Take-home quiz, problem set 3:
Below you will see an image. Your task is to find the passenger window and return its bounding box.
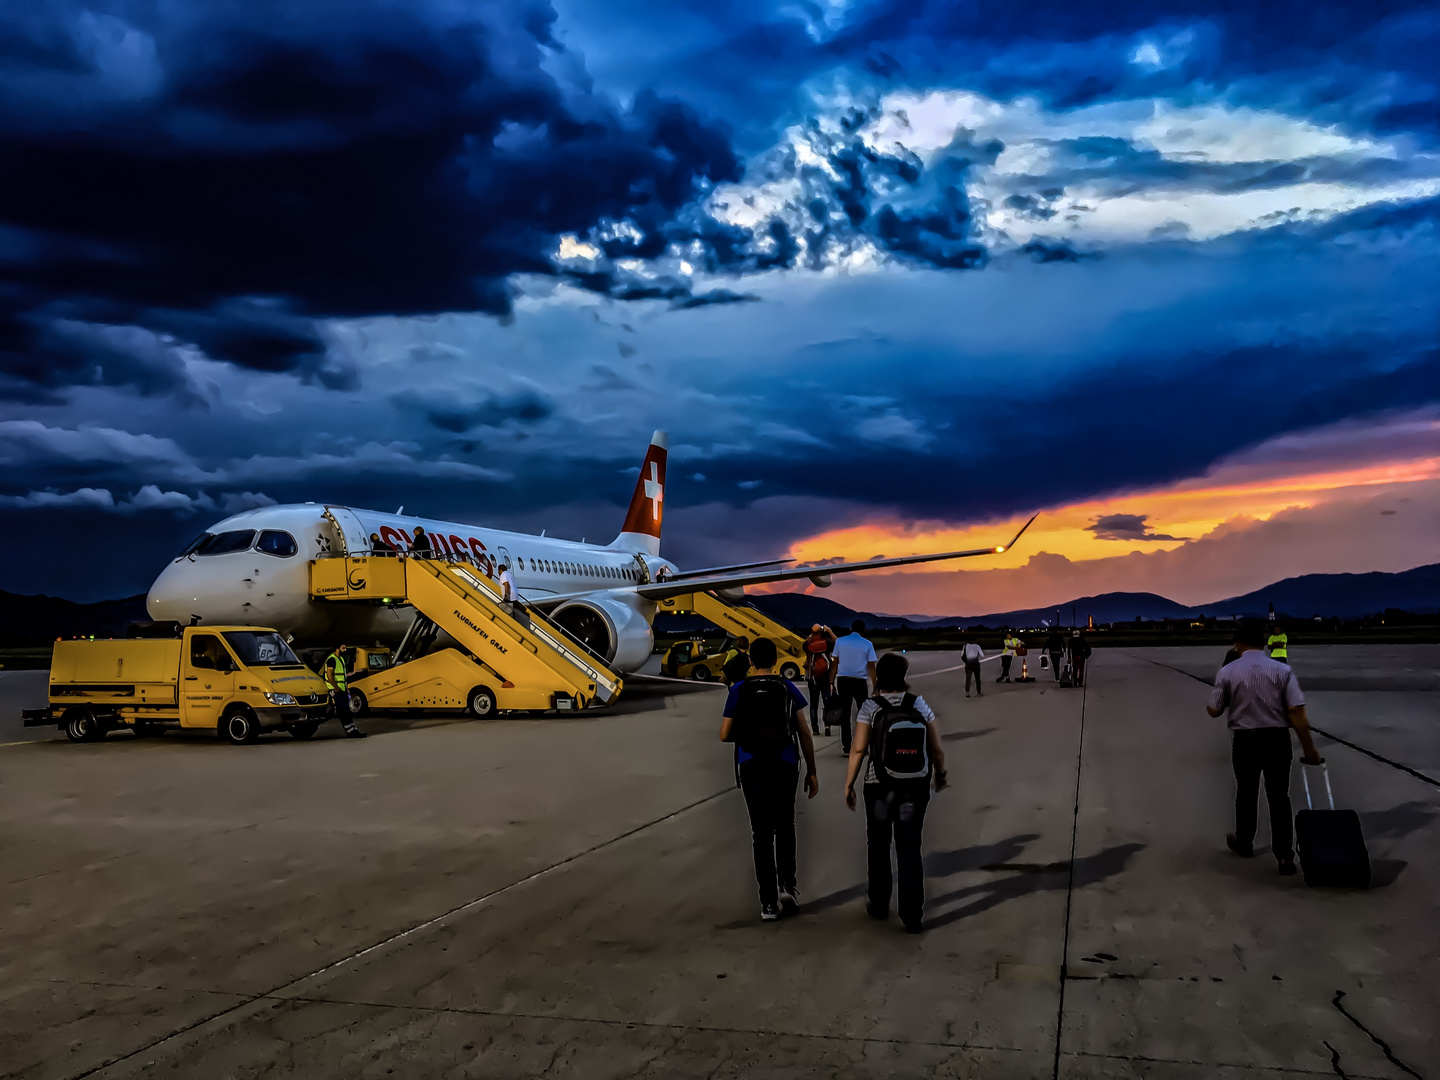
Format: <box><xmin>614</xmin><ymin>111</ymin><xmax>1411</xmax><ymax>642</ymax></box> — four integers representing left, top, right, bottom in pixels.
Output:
<box><xmin>256</xmin><ymin>530</ymin><xmax>298</xmax><ymax>557</ymax></box>
<box><xmin>194</xmin><ymin>530</ymin><xmax>257</xmax><ymax>556</ymax></box>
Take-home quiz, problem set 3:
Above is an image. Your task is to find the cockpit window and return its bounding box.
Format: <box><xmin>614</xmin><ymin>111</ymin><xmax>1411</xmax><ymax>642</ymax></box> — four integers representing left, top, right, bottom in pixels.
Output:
<box><xmin>222</xmin><ymin>631</ymin><xmax>302</xmax><ymax>667</ymax></box>
<box><xmin>256</xmin><ymin>530</ymin><xmax>298</xmax><ymax>557</ymax></box>
<box><xmin>177</xmin><ymin>534</ymin><xmax>207</xmax><ymax>558</ymax></box>
<box><xmin>194</xmin><ymin>530</ymin><xmax>257</xmax><ymax>556</ymax></box>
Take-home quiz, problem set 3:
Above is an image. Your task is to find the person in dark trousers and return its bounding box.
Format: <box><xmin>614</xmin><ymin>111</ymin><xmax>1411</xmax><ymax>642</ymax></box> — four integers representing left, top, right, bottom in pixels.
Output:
<box><xmin>323</xmin><ymin>645</ymin><xmax>366</xmax><ymax>738</ymax></box>
<box><xmin>1206</xmin><ymin>621</ymin><xmax>1323</xmax><ymax>875</ymax></box>
<box><xmin>369</xmin><ymin>532</ymin><xmax>397</xmax><ymax>555</ymax></box>
<box><xmin>961</xmin><ymin>635</ymin><xmax>984</xmax><ymax>697</ymax></box>
<box><xmin>803</xmin><ymin>624</ymin><xmax>835</xmax><ymax>736</ymax></box>
<box><xmin>719</xmin><ymin>638</ymin><xmax>819</xmax><ymax>921</ymax></box>
<box><xmin>844</xmin><ymin>653</ymin><xmax>947</xmax><ymax>933</ymax></box>
<box><xmin>1067</xmin><ymin>631</ymin><xmax>1092</xmax><ymax>687</ymax></box>
<box><xmin>722</xmin><ymin>636</ymin><xmax>751</xmax><ymax>686</ymax></box>
<box><xmin>832</xmin><ymin>620</ymin><xmax>877</xmax><ymax>754</ymax></box>
<box><xmin>996</xmin><ymin>630</ymin><xmax>1020</xmax><ymax>682</ymax></box>
<box><xmin>1045</xmin><ymin>629</ymin><xmax>1065</xmax><ymax>681</ymax></box>
<box><xmin>410</xmin><ymin>526</ymin><xmax>433</xmax><ymax>558</ymax></box>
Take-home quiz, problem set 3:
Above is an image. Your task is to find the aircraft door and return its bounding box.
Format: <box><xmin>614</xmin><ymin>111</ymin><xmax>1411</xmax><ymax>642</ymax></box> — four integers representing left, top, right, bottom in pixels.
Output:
<box><xmin>322</xmin><ymin>506</ymin><xmax>370</xmax><ymax>557</ymax></box>
<box><xmin>182</xmin><ymin>633</ymin><xmax>238</xmax><ymax>729</ymax></box>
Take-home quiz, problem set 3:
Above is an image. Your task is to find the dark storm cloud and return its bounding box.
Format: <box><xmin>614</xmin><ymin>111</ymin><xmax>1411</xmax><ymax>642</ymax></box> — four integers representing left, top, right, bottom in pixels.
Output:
<box><xmin>0</xmin><ymin>0</ymin><xmax>740</xmax><ymax>393</ymax></box>
<box><xmin>1086</xmin><ymin>514</ymin><xmax>1188</xmax><ymax>542</ymax></box>
<box><xmin>396</xmin><ymin>388</ymin><xmax>556</xmax><ymax>433</ymax></box>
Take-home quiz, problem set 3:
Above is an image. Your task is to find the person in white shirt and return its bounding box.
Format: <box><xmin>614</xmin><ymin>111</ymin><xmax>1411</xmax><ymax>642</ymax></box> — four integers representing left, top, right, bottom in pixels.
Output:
<box><xmin>1206</xmin><ymin>622</ymin><xmax>1323</xmax><ymax>876</ymax></box>
<box><xmin>844</xmin><ymin>652</ymin><xmax>947</xmax><ymax>932</ymax></box>
<box><xmin>961</xmin><ymin>635</ymin><xmax>984</xmax><ymax>698</ymax></box>
<box><xmin>831</xmin><ymin>619</ymin><xmax>878</xmax><ymax>754</ymax></box>
<box><xmin>497</xmin><ymin>560</ymin><xmax>515</xmax><ymax>610</ymax></box>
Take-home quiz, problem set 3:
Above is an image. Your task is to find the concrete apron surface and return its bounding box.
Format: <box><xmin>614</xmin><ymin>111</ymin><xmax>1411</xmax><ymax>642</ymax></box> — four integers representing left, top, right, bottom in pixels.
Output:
<box><xmin>0</xmin><ymin>647</ymin><xmax>1434</xmax><ymax>1079</ymax></box>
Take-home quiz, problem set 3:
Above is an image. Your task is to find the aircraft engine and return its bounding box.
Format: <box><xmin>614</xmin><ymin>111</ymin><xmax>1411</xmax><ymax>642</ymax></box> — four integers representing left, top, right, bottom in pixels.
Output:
<box><xmin>551</xmin><ymin>595</ymin><xmax>654</xmax><ymax>673</ymax></box>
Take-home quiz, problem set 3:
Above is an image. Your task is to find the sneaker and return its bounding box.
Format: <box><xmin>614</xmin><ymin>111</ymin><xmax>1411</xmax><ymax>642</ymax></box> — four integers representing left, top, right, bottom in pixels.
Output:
<box><xmin>779</xmin><ymin>885</ymin><xmax>799</xmax><ymax>909</ymax></box>
<box><xmin>865</xmin><ymin>903</ymin><xmax>888</xmax><ymax>921</ymax></box>
<box><xmin>345</xmin><ymin>729</ymin><xmax>368</xmax><ymax>739</ymax></box>
<box><xmin>1226</xmin><ymin>833</ymin><xmax>1254</xmax><ymax>858</ymax></box>
<box><xmin>965</xmin><ymin>692</ymin><xmax>970</xmax><ymax>698</ymax></box>
<box><xmin>760</xmin><ymin>903</ymin><xmax>781</xmax><ymax>921</ymax></box>
<box><xmin>824</xmin><ymin>727</ymin><xmax>832</xmax><ymax>736</ymax></box>
<box><xmin>1278</xmin><ymin>859</ymin><xmax>1298</xmax><ymax>876</ymax></box>
<box><xmin>902</xmin><ymin>918</ymin><xmax>924</xmax><ymax>934</ymax></box>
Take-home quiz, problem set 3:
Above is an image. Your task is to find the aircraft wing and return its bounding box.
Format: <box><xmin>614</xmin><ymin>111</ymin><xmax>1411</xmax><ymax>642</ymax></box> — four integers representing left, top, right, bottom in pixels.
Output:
<box><xmin>658</xmin><ymin>557</ymin><xmax>794</xmax><ymax>581</ymax></box>
<box><xmin>634</xmin><ymin>513</ymin><xmax>1038</xmax><ymax>601</ymax></box>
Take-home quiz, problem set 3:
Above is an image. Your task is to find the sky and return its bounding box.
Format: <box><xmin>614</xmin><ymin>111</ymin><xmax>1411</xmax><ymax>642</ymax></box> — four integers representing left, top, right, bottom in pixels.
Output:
<box><xmin>1</xmin><ymin>0</ymin><xmax>1438</xmax><ymax>608</ymax></box>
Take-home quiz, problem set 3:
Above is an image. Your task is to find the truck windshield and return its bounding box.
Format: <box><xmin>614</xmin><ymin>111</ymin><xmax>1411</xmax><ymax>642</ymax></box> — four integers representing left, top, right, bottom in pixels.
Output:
<box><xmin>222</xmin><ymin>631</ymin><xmax>302</xmax><ymax>668</ymax></box>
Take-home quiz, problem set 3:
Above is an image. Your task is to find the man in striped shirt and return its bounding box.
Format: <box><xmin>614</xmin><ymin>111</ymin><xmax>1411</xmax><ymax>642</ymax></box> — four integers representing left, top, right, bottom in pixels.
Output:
<box><xmin>1206</xmin><ymin>622</ymin><xmax>1323</xmax><ymax>876</ymax></box>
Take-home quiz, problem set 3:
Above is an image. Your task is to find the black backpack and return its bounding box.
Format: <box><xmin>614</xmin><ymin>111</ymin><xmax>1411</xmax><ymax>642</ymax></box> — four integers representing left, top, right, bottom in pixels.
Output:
<box><xmin>727</xmin><ymin>675</ymin><xmax>796</xmax><ymax>751</ymax></box>
<box><xmin>869</xmin><ymin>693</ymin><xmax>930</xmax><ymax>785</ymax></box>
<box><xmin>722</xmin><ymin>649</ymin><xmax>751</xmax><ymax>684</ymax></box>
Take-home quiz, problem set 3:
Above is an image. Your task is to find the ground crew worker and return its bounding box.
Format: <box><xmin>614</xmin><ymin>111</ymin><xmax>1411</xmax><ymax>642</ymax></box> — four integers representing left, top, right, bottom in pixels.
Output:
<box><xmin>1267</xmin><ymin>624</ymin><xmax>1289</xmax><ymax>665</ymax></box>
<box><xmin>997</xmin><ymin>630</ymin><xmax>1020</xmax><ymax>683</ymax></box>
<box><xmin>1206</xmin><ymin>621</ymin><xmax>1323</xmax><ymax>876</ymax></box>
<box><xmin>323</xmin><ymin>646</ymin><xmax>366</xmax><ymax>738</ymax></box>
<box><xmin>719</xmin><ymin>637</ymin><xmax>819</xmax><ymax>921</ymax></box>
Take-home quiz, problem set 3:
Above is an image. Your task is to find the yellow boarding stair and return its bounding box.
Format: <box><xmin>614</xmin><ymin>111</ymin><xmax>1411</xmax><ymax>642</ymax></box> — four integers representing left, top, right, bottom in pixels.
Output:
<box><xmin>311</xmin><ymin>555</ymin><xmax>622</xmax><ymax>714</ymax></box>
<box><xmin>656</xmin><ymin>590</ymin><xmax>807</xmax><ymax>679</ymax></box>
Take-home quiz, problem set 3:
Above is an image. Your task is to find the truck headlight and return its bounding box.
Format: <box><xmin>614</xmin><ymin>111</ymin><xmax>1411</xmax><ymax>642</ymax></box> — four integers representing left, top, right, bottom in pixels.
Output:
<box><xmin>264</xmin><ymin>692</ymin><xmax>298</xmax><ymax>706</ymax></box>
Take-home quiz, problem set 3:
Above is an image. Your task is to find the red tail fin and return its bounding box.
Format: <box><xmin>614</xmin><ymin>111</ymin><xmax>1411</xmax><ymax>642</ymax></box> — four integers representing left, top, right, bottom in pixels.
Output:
<box><xmin>614</xmin><ymin>431</ymin><xmax>667</xmax><ymax>555</ymax></box>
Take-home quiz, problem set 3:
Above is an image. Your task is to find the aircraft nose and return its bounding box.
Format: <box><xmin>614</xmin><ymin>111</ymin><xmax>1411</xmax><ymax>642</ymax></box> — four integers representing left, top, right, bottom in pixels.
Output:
<box><xmin>147</xmin><ymin>560</ymin><xmax>201</xmax><ymax>623</ymax></box>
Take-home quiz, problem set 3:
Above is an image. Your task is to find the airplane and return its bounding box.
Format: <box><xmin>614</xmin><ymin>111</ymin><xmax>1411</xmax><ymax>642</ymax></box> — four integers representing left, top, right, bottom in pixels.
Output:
<box><xmin>147</xmin><ymin>431</ymin><xmax>1037</xmax><ymax>673</ymax></box>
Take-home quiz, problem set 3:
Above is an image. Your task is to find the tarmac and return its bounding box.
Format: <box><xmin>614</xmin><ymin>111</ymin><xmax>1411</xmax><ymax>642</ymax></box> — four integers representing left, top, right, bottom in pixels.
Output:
<box><xmin>0</xmin><ymin>645</ymin><xmax>1435</xmax><ymax>1079</ymax></box>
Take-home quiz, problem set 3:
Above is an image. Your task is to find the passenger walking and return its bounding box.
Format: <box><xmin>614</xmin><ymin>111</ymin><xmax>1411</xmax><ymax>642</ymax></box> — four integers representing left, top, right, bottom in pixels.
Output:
<box><xmin>833</xmin><ymin>620</ymin><xmax>878</xmax><ymax>754</ymax></box>
<box><xmin>323</xmin><ymin>645</ymin><xmax>366</xmax><ymax>738</ymax></box>
<box><xmin>844</xmin><ymin>653</ymin><xmax>947</xmax><ymax>933</ymax></box>
<box><xmin>1045</xmin><ymin>629</ymin><xmax>1065</xmax><ymax>681</ymax></box>
<box><xmin>1267</xmin><ymin>623</ymin><xmax>1289</xmax><ymax>666</ymax></box>
<box><xmin>997</xmin><ymin>630</ymin><xmax>1020</xmax><ymax>683</ymax></box>
<box><xmin>369</xmin><ymin>532</ymin><xmax>397</xmax><ymax>555</ymax></box>
<box><xmin>803</xmin><ymin>624</ymin><xmax>835</xmax><ymax>736</ymax></box>
<box><xmin>719</xmin><ymin>638</ymin><xmax>819</xmax><ymax>921</ymax></box>
<box><xmin>498</xmin><ymin>560</ymin><xmax>515</xmax><ymax>603</ymax></box>
<box><xmin>1067</xmin><ymin>631</ymin><xmax>1092</xmax><ymax>687</ymax></box>
<box><xmin>1206</xmin><ymin>622</ymin><xmax>1323</xmax><ymax>876</ymax></box>
<box><xmin>409</xmin><ymin>526</ymin><xmax>433</xmax><ymax>558</ymax></box>
<box><xmin>722</xmin><ymin>637</ymin><xmax>752</xmax><ymax>686</ymax></box>
<box><xmin>961</xmin><ymin>635</ymin><xmax>984</xmax><ymax>697</ymax></box>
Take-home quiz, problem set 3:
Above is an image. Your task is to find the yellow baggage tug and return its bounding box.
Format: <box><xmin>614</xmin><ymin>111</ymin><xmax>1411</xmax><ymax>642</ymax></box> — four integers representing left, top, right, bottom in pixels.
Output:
<box><xmin>309</xmin><ymin>555</ymin><xmax>622</xmax><ymax>717</ymax></box>
<box><xmin>25</xmin><ymin>626</ymin><xmax>331</xmax><ymax>744</ymax></box>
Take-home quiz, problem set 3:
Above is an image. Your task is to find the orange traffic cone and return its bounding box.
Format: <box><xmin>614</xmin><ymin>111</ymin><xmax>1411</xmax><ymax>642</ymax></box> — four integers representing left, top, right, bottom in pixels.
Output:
<box><xmin>1017</xmin><ymin>656</ymin><xmax>1035</xmax><ymax>683</ymax></box>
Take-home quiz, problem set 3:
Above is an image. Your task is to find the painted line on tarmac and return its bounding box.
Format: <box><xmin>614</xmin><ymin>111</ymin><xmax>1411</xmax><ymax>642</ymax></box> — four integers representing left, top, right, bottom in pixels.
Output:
<box><xmin>78</xmin><ymin>786</ymin><xmax>735</xmax><ymax>1080</ymax></box>
<box><xmin>1051</xmin><ymin>670</ymin><xmax>1089</xmax><ymax>1080</ymax></box>
<box><xmin>1137</xmin><ymin>655</ymin><xmax>1440</xmax><ymax>791</ymax></box>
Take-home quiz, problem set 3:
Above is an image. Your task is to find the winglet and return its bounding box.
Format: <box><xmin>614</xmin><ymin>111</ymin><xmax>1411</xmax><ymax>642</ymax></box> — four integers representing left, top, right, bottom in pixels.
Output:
<box><xmin>994</xmin><ymin>512</ymin><xmax>1039</xmax><ymax>554</ymax></box>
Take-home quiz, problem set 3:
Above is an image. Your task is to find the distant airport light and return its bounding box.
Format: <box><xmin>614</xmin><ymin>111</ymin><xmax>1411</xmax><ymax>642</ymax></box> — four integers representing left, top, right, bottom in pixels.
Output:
<box><xmin>995</xmin><ymin>546</ymin><xmax>1005</xmax><ymax>553</ymax></box>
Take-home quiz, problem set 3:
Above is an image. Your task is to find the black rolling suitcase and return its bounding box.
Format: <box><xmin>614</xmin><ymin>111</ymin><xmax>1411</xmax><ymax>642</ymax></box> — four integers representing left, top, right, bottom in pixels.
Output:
<box><xmin>1295</xmin><ymin>764</ymin><xmax>1370</xmax><ymax>888</ymax></box>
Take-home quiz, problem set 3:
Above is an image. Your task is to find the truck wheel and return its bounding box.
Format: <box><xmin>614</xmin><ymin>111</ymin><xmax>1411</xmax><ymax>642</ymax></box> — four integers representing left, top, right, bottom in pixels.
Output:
<box><xmin>780</xmin><ymin>662</ymin><xmax>801</xmax><ymax>680</ymax></box>
<box><xmin>469</xmin><ymin>686</ymin><xmax>497</xmax><ymax>718</ymax></box>
<box><xmin>348</xmin><ymin>690</ymin><xmax>368</xmax><ymax>718</ymax></box>
<box><xmin>64</xmin><ymin>708</ymin><xmax>101</xmax><ymax>743</ymax></box>
<box><xmin>221</xmin><ymin>708</ymin><xmax>260</xmax><ymax>745</ymax></box>
<box><xmin>289</xmin><ymin>722</ymin><xmax>318</xmax><ymax>740</ymax></box>
<box><xmin>692</xmin><ymin>665</ymin><xmax>712</xmax><ymax>682</ymax></box>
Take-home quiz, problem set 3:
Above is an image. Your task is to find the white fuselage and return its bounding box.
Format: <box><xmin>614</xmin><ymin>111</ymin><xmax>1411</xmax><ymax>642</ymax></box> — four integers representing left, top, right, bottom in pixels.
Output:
<box><xmin>146</xmin><ymin>504</ymin><xmax>676</xmax><ymax>673</ymax></box>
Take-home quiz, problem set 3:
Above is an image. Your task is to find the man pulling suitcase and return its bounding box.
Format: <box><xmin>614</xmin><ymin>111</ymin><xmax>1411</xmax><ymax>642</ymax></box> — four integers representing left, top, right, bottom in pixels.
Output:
<box><xmin>1205</xmin><ymin>621</ymin><xmax>1322</xmax><ymax>876</ymax></box>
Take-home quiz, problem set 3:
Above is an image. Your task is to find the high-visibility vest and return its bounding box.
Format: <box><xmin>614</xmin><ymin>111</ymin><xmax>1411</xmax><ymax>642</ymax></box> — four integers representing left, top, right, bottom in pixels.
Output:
<box><xmin>1002</xmin><ymin>637</ymin><xmax>1018</xmax><ymax>656</ymax></box>
<box><xmin>1267</xmin><ymin>633</ymin><xmax>1288</xmax><ymax>659</ymax></box>
<box><xmin>324</xmin><ymin>653</ymin><xmax>348</xmax><ymax>690</ymax></box>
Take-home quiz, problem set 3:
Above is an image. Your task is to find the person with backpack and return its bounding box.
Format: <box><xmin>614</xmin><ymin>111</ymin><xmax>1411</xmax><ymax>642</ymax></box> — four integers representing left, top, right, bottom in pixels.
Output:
<box><xmin>961</xmin><ymin>635</ymin><xmax>984</xmax><ymax>698</ymax></box>
<box><xmin>719</xmin><ymin>637</ymin><xmax>819</xmax><ymax>921</ymax></box>
<box><xmin>721</xmin><ymin>636</ymin><xmax>751</xmax><ymax>686</ymax></box>
<box><xmin>803</xmin><ymin>624</ymin><xmax>835</xmax><ymax>736</ymax></box>
<box><xmin>1067</xmin><ymin>631</ymin><xmax>1092</xmax><ymax>687</ymax></box>
<box><xmin>844</xmin><ymin>652</ymin><xmax>947</xmax><ymax>933</ymax></box>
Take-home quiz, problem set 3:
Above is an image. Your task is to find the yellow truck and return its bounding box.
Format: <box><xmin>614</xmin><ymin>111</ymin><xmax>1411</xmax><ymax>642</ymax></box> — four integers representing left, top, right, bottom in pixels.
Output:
<box><xmin>23</xmin><ymin>625</ymin><xmax>331</xmax><ymax>745</ymax></box>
